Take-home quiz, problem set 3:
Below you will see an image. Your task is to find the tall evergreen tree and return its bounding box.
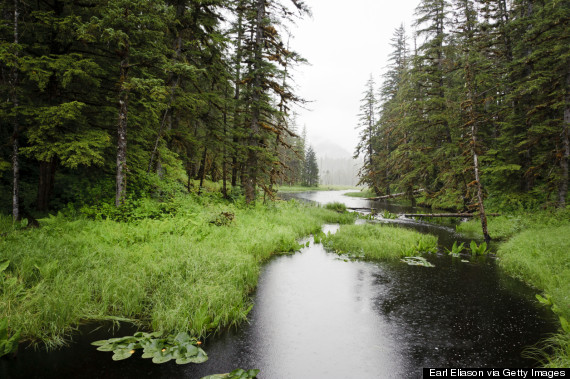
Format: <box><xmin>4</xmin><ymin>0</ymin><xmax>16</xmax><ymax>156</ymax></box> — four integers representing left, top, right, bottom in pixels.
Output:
<box><xmin>355</xmin><ymin>75</ymin><xmax>379</xmax><ymax>193</ymax></box>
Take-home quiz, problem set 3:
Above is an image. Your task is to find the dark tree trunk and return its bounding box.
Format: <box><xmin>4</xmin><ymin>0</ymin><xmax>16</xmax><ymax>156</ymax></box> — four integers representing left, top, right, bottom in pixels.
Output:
<box><xmin>231</xmin><ymin>2</ymin><xmax>244</xmax><ymax>191</ymax></box>
<box><xmin>36</xmin><ymin>159</ymin><xmax>57</xmax><ymax>212</ymax></box>
<box><xmin>559</xmin><ymin>71</ymin><xmax>570</xmax><ymax>208</ymax></box>
<box><xmin>198</xmin><ymin>147</ymin><xmax>208</xmax><ymax>195</ymax></box>
<box><xmin>11</xmin><ymin>0</ymin><xmax>20</xmax><ymax>221</ymax></box>
<box><xmin>116</xmin><ymin>55</ymin><xmax>129</xmax><ymax>207</ymax></box>
<box><xmin>244</xmin><ymin>0</ymin><xmax>265</xmax><ymax>204</ymax></box>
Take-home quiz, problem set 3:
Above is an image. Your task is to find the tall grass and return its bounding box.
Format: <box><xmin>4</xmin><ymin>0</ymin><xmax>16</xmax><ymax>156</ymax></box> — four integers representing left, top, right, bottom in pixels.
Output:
<box><xmin>456</xmin><ymin>208</ymin><xmax>570</xmax><ymax>240</ymax></box>
<box><xmin>496</xmin><ymin>222</ymin><xmax>570</xmax><ymax>367</ymax></box>
<box><xmin>0</xmin><ymin>197</ymin><xmax>353</xmax><ymax>348</ymax></box>
<box><xmin>322</xmin><ymin>224</ymin><xmax>438</xmax><ymax>260</ymax></box>
<box><xmin>343</xmin><ymin>189</ymin><xmax>376</xmax><ymax>198</ymax></box>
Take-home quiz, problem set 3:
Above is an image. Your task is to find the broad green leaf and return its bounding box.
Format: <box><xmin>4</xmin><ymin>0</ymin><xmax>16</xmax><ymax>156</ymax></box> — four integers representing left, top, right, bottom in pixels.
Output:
<box><xmin>96</xmin><ymin>344</ymin><xmax>115</xmax><ymax>352</ymax></box>
<box><xmin>0</xmin><ymin>260</ymin><xmax>9</xmax><ymax>273</ymax></box>
<box><xmin>152</xmin><ymin>353</ymin><xmax>174</xmax><ymax>364</ymax></box>
<box><xmin>91</xmin><ymin>340</ymin><xmax>110</xmax><ymax>346</ymax></box>
<box><xmin>112</xmin><ymin>349</ymin><xmax>134</xmax><ymax>361</ymax></box>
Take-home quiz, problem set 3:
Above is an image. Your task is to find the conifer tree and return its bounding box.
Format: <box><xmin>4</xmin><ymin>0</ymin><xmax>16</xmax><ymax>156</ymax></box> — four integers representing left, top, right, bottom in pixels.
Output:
<box><xmin>355</xmin><ymin>75</ymin><xmax>379</xmax><ymax>193</ymax></box>
<box><xmin>303</xmin><ymin>145</ymin><xmax>319</xmax><ymax>187</ymax></box>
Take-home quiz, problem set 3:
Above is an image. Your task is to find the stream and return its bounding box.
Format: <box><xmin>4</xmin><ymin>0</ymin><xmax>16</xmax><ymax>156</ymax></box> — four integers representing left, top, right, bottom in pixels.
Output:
<box><xmin>0</xmin><ymin>190</ymin><xmax>558</xmax><ymax>378</ymax></box>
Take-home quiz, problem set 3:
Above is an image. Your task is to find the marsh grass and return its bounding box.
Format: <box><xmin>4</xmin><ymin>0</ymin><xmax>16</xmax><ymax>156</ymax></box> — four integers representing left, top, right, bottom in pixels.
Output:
<box><xmin>0</xmin><ymin>198</ymin><xmax>353</xmax><ymax>348</ymax></box>
<box><xmin>497</xmin><ymin>223</ymin><xmax>570</xmax><ymax>367</ymax></box>
<box><xmin>324</xmin><ymin>202</ymin><xmax>347</xmax><ymax>213</ymax></box>
<box><xmin>322</xmin><ymin>224</ymin><xmax>438</xmax><ymax>260</ymax></box>
<box><xmin>456</xmin><ymin>208</ymin><xmax>570</xmax><ymax>240</ymax></box>
<box><xmin>343</xmin><ymin>189</ymin><xmax>376</xmax><ymax>198</ymax></box>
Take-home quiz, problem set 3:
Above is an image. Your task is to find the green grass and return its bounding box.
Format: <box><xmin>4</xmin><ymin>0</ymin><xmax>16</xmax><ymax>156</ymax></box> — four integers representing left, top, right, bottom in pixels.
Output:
<box><xmin>322</xmin><ymin>223</ymin><xmax>438</xmax><ymax>260</ymax></box>
<box><xmin>477</xmin><ymin>211</ymin><xmax>570</xmax><ymax>367</ymax></box>
<box><xmin>343</xmin><ymin>189</ymin><xmax>376</xmax><ymax>198</ymax></box>
<box><xmin>324</xmin><ymin>202</ymin><xmax>347</xmax><ymax>213</ymax></box>
<box><xmin>456</xmin><ymin>208</ymin><xmax>570</xmax><ymax>240</ymax></box>
<box><xmin>0</xmin><ymin>197</ymin><xmax>354</xmax><ymax>349</ymax></box>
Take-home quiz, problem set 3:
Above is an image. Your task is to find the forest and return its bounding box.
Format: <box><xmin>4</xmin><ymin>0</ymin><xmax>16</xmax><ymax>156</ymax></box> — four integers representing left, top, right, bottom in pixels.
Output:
<box><xmin>355</xmin><ymin>0</ymin><xmax>569</xmax><ymax>215</ymax></box>
<box><xmin>1</xmin><ymin>0</ymin><xmax>320</xmax><ymax>219</ymax></box>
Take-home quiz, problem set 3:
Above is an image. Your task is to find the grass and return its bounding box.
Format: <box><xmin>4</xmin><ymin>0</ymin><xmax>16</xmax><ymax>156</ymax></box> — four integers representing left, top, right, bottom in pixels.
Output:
<box><xmin>456</xmin><ymin>208</ymin><xmax>570</xmax><ymax>240</ymax></box>
<box><xmin>457</xmin><ymin>208</ymin><xmax>570</xmax><ymax>367</ymax></box>
<box><xmin>497</xmin><ymin>224</ymin><xmax>570</xmax><ymax>367</ymax></box>
<box><xmin>324</xmin><ymin>202</ymin><xmax>347</xmax><ymax>213</ymax></box>
<box><xmin>322</xmin><ymin>223</ymin><xmax>438</xmax><ymax>260</ymax></box>
<box><xmin>343</xmin><ymin>189</ymin><xmax>376</xmax><ymax>198</ymax></box>
<box><xmin>0</xmin><ymin>196</ymin><xmax>355</xmax><ymax>349</ymax></box>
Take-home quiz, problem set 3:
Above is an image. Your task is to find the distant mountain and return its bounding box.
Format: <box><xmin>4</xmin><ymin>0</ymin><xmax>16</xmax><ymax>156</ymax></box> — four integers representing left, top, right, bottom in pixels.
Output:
<box><xmin>310</xmin><ymin>137</ymin><xmax>353</xmax><ymax>159</ymax></box>
<box><xmin>307</xmin><ymin>138</ymin><xmax>362</xmax><ymax>186</ymax></box>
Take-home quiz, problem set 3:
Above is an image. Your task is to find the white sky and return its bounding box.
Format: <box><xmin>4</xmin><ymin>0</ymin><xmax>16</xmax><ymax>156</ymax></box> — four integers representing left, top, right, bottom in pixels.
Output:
<box><xmin>289</xmin><ymin>0</ymin><xmax>419</xmax><ymax>156</ymax></box>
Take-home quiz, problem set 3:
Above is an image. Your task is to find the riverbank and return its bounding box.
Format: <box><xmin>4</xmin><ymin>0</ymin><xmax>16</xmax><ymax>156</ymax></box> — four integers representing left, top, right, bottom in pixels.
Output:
<box><xmin>0</xmin><ymin>195</ymin><xmax>356</xmax><ymax>350</ymax></box>
<box><xmin>457</xmin><ymin>210</ymin><xmax>570</xmax><ymax>367</ymax></box>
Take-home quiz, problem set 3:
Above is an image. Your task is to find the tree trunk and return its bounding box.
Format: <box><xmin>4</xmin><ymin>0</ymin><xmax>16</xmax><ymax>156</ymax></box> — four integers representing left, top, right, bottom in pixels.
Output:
<box><xmin>222</xmin><ymin>86</ymin><xmax>228</xmax><ymax>198</ymax></box>
<box><xmin>231</xmin><ymin>1</ymin><xmax>244</xmax><ymax>191</ymax></box>
<box><xmin>198</xmin><ymin>147</ymin><xmax>207</xmax><ymax>195</ymax></box>
<box><xmin>244</xmin><ymin>0</ymin><xmax>265</xmax><ymax>204</ymax></box>
<box><xmin>11</xmin><ymin>0</ymin><xmax>20</xmax><ymax>221</ymax></box>
<box><xmin>36</xmin><ymin>159</ymin><xmax>57</xmax><ymax>212</ymax></box>
<box><xmin>559</xmin><ymin>71</ymin><xmax>570</xmax><ymax>208</ymax></box>
<box><xmin>116</xmin><ymin>55</ymin><xmax>129</xmax><ymax>207</ymax></box>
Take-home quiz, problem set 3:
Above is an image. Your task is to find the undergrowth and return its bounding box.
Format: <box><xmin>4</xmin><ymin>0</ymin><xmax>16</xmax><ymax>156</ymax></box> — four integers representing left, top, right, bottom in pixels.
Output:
<box><xmin>322</xmin><ymin>223</ymin><xmax>437</xmax><ymax>260</ymax></box>
<box><xmin>0</xmin><ymin>196</ymin><xmax>354</xmax><ymax>349</ymax></box>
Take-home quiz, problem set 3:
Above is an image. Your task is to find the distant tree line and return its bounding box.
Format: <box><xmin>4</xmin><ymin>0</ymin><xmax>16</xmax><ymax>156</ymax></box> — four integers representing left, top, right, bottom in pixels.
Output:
<box><xmin>356</xmin><ymin>0</ymin><xmax>569</xmax><ymax>213</ymax></box>
<box><xmin>0</xmin><ymin>0</ymin><xmax>315</xmax><ymax>219</ymax></box>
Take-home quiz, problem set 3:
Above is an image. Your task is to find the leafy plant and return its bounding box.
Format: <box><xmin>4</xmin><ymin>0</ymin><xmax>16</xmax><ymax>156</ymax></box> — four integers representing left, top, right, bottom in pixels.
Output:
<box><xmin>400</xmin><ymin>256</ymin><xmax>435</xmax><ymax>267</ymax></box>
<box><xmin>0</xmin><ymin>318</ymin><xmax>20</xmax><ymax>358</ymax></box>
<box><xmin>92</xmin><ymin>331</ymin><xmax>207</xmax><ymax>364</ymax></box>
<box><xmin>445</xmin><ymin>241</ymin><xmax>465</xmax><ymax>257</ymax></box>
<box><xmin>536</xmin><ymin>294</ymin><xmax>570</xmax><ymax>334</ymax></box>
<box><xmin>202</xmin><ymin>368</ymin><xmax>260</xmax><ymax>379</ymax></box>
<box><xmin>469</xmin><ymin>241</ymin><xmax>488</xmax><ymax>255</ymax></box>
<box><xmin>313</xmin><ymin>230</ymin><xmax>326</xmax><ymax>244</ymax></box>
<box><xmin>415</xmin><ymin>238</ymin><xmax>437</xmax><ymax>254</ymax></box>
<box><xmin>381</xmin><ymin>210</ymin><xmax>397</xmax><ymax>219</ymax></box>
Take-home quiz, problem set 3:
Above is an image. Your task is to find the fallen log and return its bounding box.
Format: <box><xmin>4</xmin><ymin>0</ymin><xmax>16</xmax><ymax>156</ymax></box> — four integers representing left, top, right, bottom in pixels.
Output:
<box><xmin>367</xmin><ymin>189</ymin><xmax>425</xmax><ymax>200</ymax></box>
<box><xmin>403</xmin><ymin>213</ymin><xmax>500</xmax><ymax>218</ymax></box>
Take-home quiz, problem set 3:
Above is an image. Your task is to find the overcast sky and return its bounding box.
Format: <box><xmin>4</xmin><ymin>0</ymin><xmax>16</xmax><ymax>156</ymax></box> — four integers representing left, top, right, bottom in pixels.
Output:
<box><xmin>289</xmin><ymin>0</ymin><xmax>419</xmax><ymax>157</ymax></box>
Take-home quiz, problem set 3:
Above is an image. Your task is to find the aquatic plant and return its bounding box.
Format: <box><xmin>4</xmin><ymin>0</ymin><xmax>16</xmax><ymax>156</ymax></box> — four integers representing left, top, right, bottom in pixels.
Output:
<box><xmin>0</xmin><ymin>317</ymin><xmax>20</xmax><ymax>358</ymax></box>
<box><xmin>92</xmin><ymin>331</ymin><xmax>207</xmax><ymax>364</ymax></box>
<box><xmin>202</xmin><ymin>368</ymin><xmax>260</xmax><ymax>379</ymax></box>
<box><xmin>400</xmin><ymin>256</ymin><xmax>435</xmax><ymax>267</ymax></box>
<box><xmin>0</xmin><ymin>261</ymin><xmax>21</xmax><ymax>358</ymax></box>
<box><xmin>469</xmin><ymin>241</ymin><xmax>488</xmax><ymax>255</ymax></box>
<box><xmin>381</xmin><ymin>210</ymin><xmax>397</xmax><ymax>219</ymax></box>
<box><xmin>445</xmin><ymin>241</ymin><xmax>465</xmax><ymax>257</ymax></box>
<box><xmin>536</xmin><ymin>294</ymin><xmax>570</xmax><ymax>334</ymax></box>
<box><xmin>324</xmin><ymin>202</ymin><xmax>347</xmax><ymax>213</ymax></box>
